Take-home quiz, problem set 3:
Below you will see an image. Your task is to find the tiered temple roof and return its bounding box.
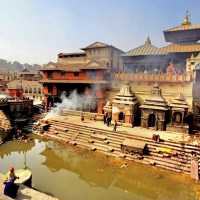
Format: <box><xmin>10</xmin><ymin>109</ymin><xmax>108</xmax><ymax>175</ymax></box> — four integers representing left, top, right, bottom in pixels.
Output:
<box><xmin>125</xmin><ymin>14</ymin><xmax>200</xmax><ymax>57</ymax></box>
<box><xmin>113</xmin><ymin>84</ymin><xmax>138</xmax><ymax>105</ymax></box>
<box><xmin>169</xmin><ymin>93</ymin><xmax>189</xmax><ymax>111</ymax></box>
<box><xmin>165</xmin><ymin>14</ymin><xmax>200</xmax><ymax>32</ymax></box>
<box><xmin>159</xmin><ymin>43</ymin><xmax>200</xmax><ymax>53</ymax></box>
<box><xmin>124</xmin><ymin>37</ymin><xmax>164</xmax><ymax>57</ymax></box>
<box><xmin>140</xmin><ymin>83</ymin><xmax>168</xmax><ymax>111</ymax></box>
<box><xmin>164</xmin><ymin>14</ymin><xmax>200</xmax><ymax>43</ymax></box>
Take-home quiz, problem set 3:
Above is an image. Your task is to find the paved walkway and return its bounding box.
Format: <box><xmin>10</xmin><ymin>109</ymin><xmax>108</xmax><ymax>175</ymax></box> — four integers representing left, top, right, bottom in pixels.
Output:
<box><xmin>0</xmin><ymin>174</ymin><xmax>58</xmax><ymax>200</ymax></box>
<box><xmin>51</xmin><ymin>115</ymin><xmax>188</xmax><ymax>143</ymax></box>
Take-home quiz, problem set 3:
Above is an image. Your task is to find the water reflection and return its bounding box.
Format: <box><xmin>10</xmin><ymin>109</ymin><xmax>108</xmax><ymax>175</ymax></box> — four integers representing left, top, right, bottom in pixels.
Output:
<box><xmin>0</xmin><ymin>139</ymin><xmax>35</xmax><ymax>158</ymax></box>
<box><xmin>0</xmin><ymin>137</ymin><xmax>199</xmax><ymax>200</ymax></box>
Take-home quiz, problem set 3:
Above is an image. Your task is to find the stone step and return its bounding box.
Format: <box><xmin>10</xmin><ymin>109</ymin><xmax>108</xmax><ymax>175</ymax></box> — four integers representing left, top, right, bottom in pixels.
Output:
<box><xmin>43</xmin><ymin>119</ymin><xmax>200</xmax><ymax>175</ymax></box>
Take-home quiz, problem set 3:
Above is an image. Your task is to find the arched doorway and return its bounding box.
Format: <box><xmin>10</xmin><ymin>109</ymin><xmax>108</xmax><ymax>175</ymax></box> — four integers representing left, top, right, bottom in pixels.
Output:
<box><xmin>118</xmin><ymin>112</ymin><xmax>125</xmax><ymax>122</ymax></box>
<box><xmin>148</xmin><ymin>113</ymin><xmax>156</xmax><ymax>127</ymax></box>
<box><xmin>173</xmin><ymin>112</ymin><xmax>182</xmax><ymax>123</ymax></box>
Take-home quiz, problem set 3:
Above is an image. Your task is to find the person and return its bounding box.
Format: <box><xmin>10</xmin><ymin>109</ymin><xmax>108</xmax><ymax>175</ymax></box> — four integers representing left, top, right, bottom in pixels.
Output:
<box><xmin>48</xmin><ymin>102</ymin><xmax>52</xmax><ymax>111</ymax></box>
<box><xmin>104</xmin><ymin>113</ymin><xmax>108</xmax><ymax>125</ymax></box>
<box><xmin>8</xmin><ymin>167</ymin><xmax>19</xmax><ymax>182</ymax></box>
<box><xmin>81</xmin><ymin>112</ymin><xmax>84</xmax><ymax>122</ymax></box>
<box><xmin>106</xmin><ymin>116</ymin><xmax>111</xmax><ymax>127</ymax></box>
<box><xmin>16</xmin><ymin>129</ymin><xmax>22</xmax><ymax>139</ymax></box>
<box><xmin>113</xmin><ymin>120</ymin><xmax>117</xmax><ymax>132</ymax></box>
<box><xmin>4</xmin><ymin>167</ymin><xmax>19</xmax><ymax>198</ymax></box>
<box><xmin>94</xmin><ymin>114</ymin><xmax>97</xmax><ymax>122</ymax></box>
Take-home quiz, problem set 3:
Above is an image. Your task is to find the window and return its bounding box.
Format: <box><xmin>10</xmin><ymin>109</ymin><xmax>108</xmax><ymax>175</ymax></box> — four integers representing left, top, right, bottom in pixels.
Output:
<box><xmin>48</xmin><ymin>72</ymin><xmax>53</xmax><ymax>79</ymax></box>
<box><xmin>87</xmin><ymin>71</ymin><xmax>96</xmax><ymax>79</ymax></box>
<box><xmin>61</xmin><ymin>71</ymin><xmax>65</xmax><ymax>77</ymax></box>
<box><xmin>74</xmin><ymin>72</ymin><xmax>79</xmax><ymax>77</ymax></box>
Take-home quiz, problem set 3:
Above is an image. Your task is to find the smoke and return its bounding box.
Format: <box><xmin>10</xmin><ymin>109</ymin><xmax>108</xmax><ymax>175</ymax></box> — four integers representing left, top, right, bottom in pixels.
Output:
<box><xmin>44</xmin><ymin>89</ymin><xmax>97</xmax><ymax>120</ymax></box>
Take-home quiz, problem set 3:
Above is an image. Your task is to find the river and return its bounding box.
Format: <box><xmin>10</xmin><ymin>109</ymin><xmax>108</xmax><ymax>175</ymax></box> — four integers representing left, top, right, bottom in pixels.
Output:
<box><xmin>0</xmin><ymin>136</ymin><xmax>199</xmax><ymax>200</ymax></box>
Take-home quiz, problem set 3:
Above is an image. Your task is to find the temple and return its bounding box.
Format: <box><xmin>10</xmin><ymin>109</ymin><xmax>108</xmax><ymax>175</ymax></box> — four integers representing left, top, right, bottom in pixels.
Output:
<box><xmin>40</xmin><ymin>13</ymin><xmax>200</xmax><ymax>132</ymax></box>
<box><xmin>123</xmin><ymin>13</ymin><xmax>200</xmax><ymax>73</ymax></box>
<box><xmin>40</xmin><ymin>42</ymin><xmax>123</xmax><ymax>113</ymax></box>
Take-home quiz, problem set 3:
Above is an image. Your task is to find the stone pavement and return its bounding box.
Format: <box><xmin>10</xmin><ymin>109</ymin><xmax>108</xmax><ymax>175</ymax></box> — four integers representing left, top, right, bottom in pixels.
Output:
<box><xmin>0</xmin><ymin>174</ymin><xmax>58</xmax><ymax>200</ymax></box>
<box><xmin>51</xmin><ymin>115</ymin><xmax>188</xmax><ymax>143</ymax></box>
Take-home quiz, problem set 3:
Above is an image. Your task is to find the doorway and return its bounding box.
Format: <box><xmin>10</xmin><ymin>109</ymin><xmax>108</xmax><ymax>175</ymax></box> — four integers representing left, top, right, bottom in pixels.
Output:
<box><xmin>148</xmin><ymin>113</ymin><xmax>156</xmax><ymax>127</ymax></box>
<box><xmin>118</xmin><ymin>112</ymin><xmax>125</xmax><ymax>122</ymax></box>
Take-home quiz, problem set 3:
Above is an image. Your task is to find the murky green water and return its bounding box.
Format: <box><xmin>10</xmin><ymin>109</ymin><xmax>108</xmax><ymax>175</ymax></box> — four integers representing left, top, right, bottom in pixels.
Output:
<box><xmin>0</xmin><ymin>136</ymin><xmax>200</xmax><ymax>200</ymax></box>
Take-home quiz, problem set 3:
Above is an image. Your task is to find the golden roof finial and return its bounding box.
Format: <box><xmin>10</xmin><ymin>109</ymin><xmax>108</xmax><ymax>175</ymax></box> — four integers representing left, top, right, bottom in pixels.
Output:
<box><xmin>182</xmin><ymin>10</ymin><xmax>191</xmax><ymax>25</ymax></box>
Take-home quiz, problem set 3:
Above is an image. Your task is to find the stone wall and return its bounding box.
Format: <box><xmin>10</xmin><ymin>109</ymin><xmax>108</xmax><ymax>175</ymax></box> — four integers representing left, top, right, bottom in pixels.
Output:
<box><xmin>0</xmin><ymin>110</ymin><xmax>11</xmax><ymax>142</ymax></box>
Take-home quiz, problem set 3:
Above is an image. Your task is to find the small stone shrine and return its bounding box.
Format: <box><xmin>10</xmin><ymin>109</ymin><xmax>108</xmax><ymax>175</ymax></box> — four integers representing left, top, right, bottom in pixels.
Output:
<box><xmin>112</xmin><ymin>83</ymin><xmax>138</xmax><ymax>125</ymax></box>
<box><xmin>140</xmin><ymin>83</ymin><xmax>168</xmax><ymax>131</ymax></box>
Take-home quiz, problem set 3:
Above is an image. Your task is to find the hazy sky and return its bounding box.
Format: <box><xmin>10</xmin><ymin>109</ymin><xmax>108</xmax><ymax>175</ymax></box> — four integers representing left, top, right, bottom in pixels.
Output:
<box><xmin>0</xmin><ymin>0</ymin><xmax>199</xmax><ymax>64</ymax></box>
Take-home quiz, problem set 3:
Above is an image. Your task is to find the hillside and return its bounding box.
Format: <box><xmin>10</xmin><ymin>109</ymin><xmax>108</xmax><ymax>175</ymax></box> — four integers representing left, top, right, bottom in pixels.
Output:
<box><xmin>0</xmin><ymin>59</ymin><xmax>41</xmax><ymax>72</ymax></box>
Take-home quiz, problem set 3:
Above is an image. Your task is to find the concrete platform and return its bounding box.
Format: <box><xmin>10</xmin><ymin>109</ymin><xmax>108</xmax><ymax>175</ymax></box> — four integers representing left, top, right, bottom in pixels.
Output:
<box><xmin>50</xmin><ymin>115</ymin><xmax>190</xmax><ymax>143</ymax></box>
<box><xmin>0</xmin><ymin>174</ymin><xmax>58</xmax><ymax>200</ymax></box>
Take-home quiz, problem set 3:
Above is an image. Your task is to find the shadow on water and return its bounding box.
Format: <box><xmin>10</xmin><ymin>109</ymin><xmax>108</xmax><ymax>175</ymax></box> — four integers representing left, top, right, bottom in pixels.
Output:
<box><xmin>0</xmin><ymin>136</ymin><xmax>200</xmax><ymax>200</ymax></box>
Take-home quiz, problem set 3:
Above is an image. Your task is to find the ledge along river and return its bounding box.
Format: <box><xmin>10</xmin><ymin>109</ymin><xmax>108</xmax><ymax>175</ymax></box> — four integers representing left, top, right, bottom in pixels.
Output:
<box><xmin>0</xmin><ymin>135</ymin><xmax>200</xmax><ymax>200</ymax></box>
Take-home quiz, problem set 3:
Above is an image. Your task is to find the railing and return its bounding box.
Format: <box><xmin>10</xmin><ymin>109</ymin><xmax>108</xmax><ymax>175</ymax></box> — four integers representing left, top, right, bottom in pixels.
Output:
<box><xmin>113</xmin><ymin>72</ymin><xmax>193</xmax><ymax>83</ymax></box>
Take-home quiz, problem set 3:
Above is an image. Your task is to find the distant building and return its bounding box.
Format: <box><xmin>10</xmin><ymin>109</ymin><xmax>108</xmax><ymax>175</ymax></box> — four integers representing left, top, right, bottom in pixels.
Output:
<box><xmin>19</xmin><ymin>68</ymin><xmax>42</xmax><ymax>81</ymax></box>
<box><xmin>7</xmin><ymin>80</ymin><xmax>43</xmax><ymax>104</ymax></box>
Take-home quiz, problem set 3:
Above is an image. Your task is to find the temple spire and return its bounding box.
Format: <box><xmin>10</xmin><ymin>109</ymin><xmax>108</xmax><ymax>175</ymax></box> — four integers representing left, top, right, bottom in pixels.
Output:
<box><xmin>145</xmin><ymin>36</ymin><xmax>151</xmax><ymax>45</ymax></box>
<box><xmin>182</xmin><ymin>10</ymin><xmax>191</xmax><ymax>25</ymax></box>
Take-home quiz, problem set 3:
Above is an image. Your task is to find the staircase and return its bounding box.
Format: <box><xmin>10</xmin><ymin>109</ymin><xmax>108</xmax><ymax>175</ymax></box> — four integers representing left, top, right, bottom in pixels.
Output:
<box><xmin>41</xmin><ymin>119</ymin><xmax>200</xmax><ymax>175</ymax></box>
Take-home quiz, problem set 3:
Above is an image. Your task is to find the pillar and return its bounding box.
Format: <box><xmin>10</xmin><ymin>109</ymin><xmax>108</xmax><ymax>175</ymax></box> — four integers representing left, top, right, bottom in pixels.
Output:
<box><xmin>96</xmin><ymin>87</ymin><xmax>105</xmax><ymax>114</ymax></box>
<box><xmin>52</xmin><ymin>84</ymin><xmax>58</xmax><ymax>96</ymax></box>
<box><xmin>97</xmin><ymin>99</ymin><xmax>104</xmax><ymax>114</ymax></box>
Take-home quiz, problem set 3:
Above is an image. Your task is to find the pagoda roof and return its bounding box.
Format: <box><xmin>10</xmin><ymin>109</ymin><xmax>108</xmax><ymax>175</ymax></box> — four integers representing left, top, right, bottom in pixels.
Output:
<box><xmin>164</xmin><ymin>13</ymin><xmax>200</xmax><ymax>32</ymax></box>
<box><xmin>165</xmin><ymin>23</ymin><xmax>200</xmax><ymax>32</ymax></box>
<box><xmin>169</xmin><ymin>93</ymin><xmax>189</xmax><ymax>110</ymax></box>
<box><xmin>160</xmin><ymin>43</ymin><xmax>200</xmax><ymax>53</ymax></box>
<box><xmin>163</xmin><ymin>14</ymin><xmax>200</xmax><ymax>43</ymax></box>
<box><xmin>113</xmin><ymin>84</ymin><xmax>138</xmax><ymax>105</ymax></box>
<box><xmin>140</xmin><ymin>84</ymin><xmax>168</xmax><ymax>111</ymax></box>
<box><xmin>124</xmin><ymin>37</ymin><xmax>165</xmax><ymax>57</ymax></box>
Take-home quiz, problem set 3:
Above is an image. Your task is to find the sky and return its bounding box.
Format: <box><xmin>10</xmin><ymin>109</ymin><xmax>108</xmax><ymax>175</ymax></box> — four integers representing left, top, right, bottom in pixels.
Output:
<box><xmin>0</xmin><ymin>0</ymin><xmax>199</xmax><ymax>64</ymax></box>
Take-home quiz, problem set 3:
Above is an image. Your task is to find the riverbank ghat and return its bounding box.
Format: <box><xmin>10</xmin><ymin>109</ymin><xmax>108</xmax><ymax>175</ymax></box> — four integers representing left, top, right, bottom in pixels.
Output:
<box><xmin>36</xmin><ymin>114</ymin><xmax>200</xmax><ymax>178</ymax></box>
<box><xmin>0</xmin><ymin>174</ymin><xmax>58</xmax><ymax>200</ymax></box>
